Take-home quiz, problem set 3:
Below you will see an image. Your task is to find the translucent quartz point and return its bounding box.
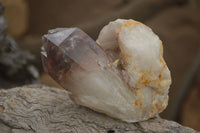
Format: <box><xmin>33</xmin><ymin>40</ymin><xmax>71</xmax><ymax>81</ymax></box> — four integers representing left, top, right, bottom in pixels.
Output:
<box><xmin>41</xmin><ymin>28</ymin><xmax>109</xmax><ymax>85</ymax></box>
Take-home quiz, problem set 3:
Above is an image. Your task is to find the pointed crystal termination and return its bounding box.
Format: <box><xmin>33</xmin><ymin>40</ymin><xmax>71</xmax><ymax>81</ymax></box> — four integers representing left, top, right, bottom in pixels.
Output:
<box><xmin>41</xmin><ymin>28</ymin><xmax>109</xmax><ymax>89</ymax></box>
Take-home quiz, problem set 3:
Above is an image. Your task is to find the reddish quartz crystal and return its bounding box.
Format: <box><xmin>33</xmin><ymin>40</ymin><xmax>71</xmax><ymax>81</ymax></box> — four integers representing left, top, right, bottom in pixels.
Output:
<box><xmin>41</xmin><ymin>28</ymin><xmax>109</xmax><ymax>88</ymax></box>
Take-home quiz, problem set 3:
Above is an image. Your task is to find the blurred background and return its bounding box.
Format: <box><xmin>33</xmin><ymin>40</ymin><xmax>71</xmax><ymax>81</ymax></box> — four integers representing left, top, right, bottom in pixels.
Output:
<box><xmin>0</xmin><ymin>0</ymin><xmax>200</xmax><ymax>130</ymax></box>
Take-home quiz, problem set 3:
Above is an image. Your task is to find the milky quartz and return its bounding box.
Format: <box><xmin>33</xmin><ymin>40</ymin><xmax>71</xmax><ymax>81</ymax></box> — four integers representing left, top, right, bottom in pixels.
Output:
<box><xmin>41</xmin><ymin>19</ymin><xmax>171</xmax><ymax>122</ymax></box>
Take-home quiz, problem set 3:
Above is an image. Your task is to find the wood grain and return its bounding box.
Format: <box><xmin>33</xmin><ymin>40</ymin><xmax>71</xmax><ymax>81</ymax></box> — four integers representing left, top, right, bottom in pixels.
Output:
<box><xmin>0</xmin><ymin>85</ymin><xmax>198</xmax><ymax>133</ymax></box>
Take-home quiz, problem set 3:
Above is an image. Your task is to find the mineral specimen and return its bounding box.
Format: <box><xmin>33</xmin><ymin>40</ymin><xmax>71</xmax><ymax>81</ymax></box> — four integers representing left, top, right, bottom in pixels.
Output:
<box><xmin>41</xmin><ymin>19</ymin><xmax>171</xmax><ymax>122</ymax></box>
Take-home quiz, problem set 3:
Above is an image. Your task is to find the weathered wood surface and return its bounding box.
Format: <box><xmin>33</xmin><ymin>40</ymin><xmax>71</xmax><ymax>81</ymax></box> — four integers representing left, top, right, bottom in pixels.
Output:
<box><xmin>0</xmin><ymin>85</ymin><xmax>198</xmax><ymax>133</ymax></box>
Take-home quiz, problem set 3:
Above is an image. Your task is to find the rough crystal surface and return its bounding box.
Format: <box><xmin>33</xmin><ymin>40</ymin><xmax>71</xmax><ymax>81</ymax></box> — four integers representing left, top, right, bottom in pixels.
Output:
<box><xmin>41</xmin><ymin>19</ymin><xmax>171</xmax><ymax>122</ymax></box>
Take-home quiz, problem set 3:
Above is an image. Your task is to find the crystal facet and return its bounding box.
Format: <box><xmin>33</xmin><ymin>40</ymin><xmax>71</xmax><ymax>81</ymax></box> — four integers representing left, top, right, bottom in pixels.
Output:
<box><xmin>41</xmin><ymin>19</ymin><xmax>171</xmax><ymax>123</ymax></box>
<box><xmin>41</xmin><ymin>28</ymin><xmax>108</xmax><ymax>86</ymax></box>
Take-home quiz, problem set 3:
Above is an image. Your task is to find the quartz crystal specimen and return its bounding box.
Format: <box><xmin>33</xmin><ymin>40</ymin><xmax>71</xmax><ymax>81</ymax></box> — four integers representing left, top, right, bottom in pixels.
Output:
<box><xmin>41</xmin><ymin>19</ymin><xmax>171</xmax><ymax>122</ymax></box>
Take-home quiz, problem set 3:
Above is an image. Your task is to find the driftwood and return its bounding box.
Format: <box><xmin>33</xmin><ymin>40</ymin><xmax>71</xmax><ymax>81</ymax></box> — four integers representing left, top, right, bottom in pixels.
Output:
<box><xmin>0</xmin><ymin>85</ymin><xmax>198</xmax><ymax>133</ymax></box>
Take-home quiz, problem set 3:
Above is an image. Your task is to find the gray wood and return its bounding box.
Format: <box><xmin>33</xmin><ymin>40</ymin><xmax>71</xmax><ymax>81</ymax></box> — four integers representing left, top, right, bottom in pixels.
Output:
<box><xmin>0</xmin><ymin>85</ymin><xmax>198</xmax><ymax>133</ymax></box>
